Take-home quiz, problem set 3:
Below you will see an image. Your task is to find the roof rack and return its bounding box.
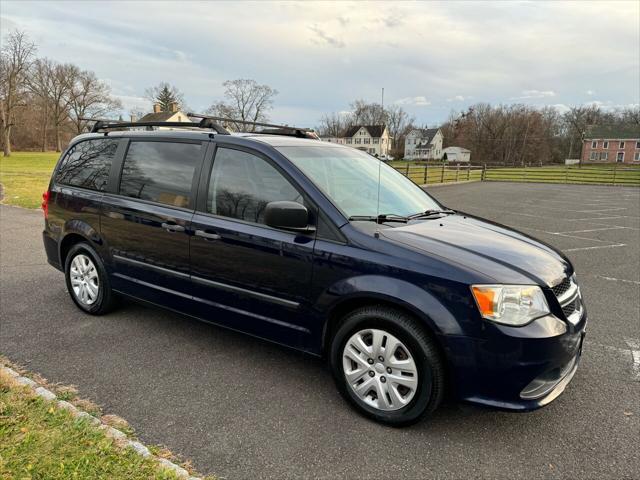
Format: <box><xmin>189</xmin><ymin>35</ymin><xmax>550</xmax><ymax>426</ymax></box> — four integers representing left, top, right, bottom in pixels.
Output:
<box><xmin>187</xmin><ymin>113</ymin><xmax>319</xmax><ymax>139</ymax></box>
<box><xmin>80</xmin><ymin>117</ymin><xmax>231</xmax><ymax>135</ymax></box>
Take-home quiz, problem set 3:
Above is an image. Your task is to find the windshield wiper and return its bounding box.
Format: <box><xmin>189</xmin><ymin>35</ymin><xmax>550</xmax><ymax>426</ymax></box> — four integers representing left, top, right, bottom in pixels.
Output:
<box><xmin>348</xmin><ymin>214</ymin><xmax>409</xmax><ymax>224</ymax></box>
<box><xmin>408</xmin><ymin>209</ymin><xmax>456</xmax><ymax>219</ymax></box>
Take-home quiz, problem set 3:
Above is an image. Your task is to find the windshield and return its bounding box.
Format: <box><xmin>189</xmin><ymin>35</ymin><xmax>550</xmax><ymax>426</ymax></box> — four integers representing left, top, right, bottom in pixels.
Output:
<box><xmin>277</xmin><ymin>145</ymin><xmax>441</xmax><ymax>218</ymax></box>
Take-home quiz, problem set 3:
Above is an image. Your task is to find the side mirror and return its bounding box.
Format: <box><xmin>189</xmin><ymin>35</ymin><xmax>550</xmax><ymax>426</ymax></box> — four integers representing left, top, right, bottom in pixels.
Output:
<box><xmin>264</xmin><ymin>201</ymin><xmax>313</xmax><ymax>232</ymax></box>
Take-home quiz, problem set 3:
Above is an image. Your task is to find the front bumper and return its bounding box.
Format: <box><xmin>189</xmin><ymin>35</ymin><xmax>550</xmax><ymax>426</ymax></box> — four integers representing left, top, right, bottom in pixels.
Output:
<box><xmin>444</xmin><ymin>310</ymin><xmax>587</xmax><ymax>411</ymax></box>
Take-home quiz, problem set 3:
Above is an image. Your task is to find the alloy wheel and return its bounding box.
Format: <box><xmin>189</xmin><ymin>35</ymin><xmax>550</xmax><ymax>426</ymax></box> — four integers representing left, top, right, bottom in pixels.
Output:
<box><xmin>69</xmin><ymin>254</ymin><xmax>99</xmax><ymax>306</ymax></box>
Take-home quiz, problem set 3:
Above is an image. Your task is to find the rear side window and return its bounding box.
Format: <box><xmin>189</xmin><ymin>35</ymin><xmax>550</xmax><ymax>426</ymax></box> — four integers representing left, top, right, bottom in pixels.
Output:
<box><xmin>119</xmin><ymin>141</ymin><xmax>201</xmax><ymax>208</ymax></box>
<box><xmin>208</xmin><ymin>147</ymin><xmax>302</xmax><ymax>224</ymax></box>
<box><xmin>55</xmin><ymin>139</ymin><xmax>118</xmax><ymax>191</ymax></box>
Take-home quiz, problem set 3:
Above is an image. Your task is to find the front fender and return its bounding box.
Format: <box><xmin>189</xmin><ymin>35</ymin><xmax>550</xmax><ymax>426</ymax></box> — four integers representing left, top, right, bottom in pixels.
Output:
<box><xmin>316</xmin><ymin>274</ymin><xmax>464</xmax><ymax>339</ymax></box>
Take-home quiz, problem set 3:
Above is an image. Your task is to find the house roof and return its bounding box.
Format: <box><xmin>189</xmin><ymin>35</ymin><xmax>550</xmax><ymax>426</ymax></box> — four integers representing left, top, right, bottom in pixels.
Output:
<box><xmin>138</xmin><ymin>111</ymin><xmax>191</xmax><ymax>123</ymax></box>
<box><xmin>408</xmin><ymin>128</ymin><xmax>440</xmax><ymax>144</ymax></box>
<box><xmin>584</xmin><ymin>124</ymin><xmax>639</xmax><ymax>140</ymax></box>
<box><xmin>443</xmin><ymin>146</ymin><xmax>471</xmax><ymax>153</ymax></box>
<box><xmin>343</xmin><ymin>125</ymin><xmax>386</xmax><ymax>138</ymax></box>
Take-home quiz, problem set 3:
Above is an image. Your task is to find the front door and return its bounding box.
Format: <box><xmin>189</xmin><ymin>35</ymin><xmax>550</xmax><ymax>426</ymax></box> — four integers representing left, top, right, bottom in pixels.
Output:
<box><xmin>101</xmin><ymin>139</ymin><xmax>206</xmax><ymax>304</ymax></box>
<box><xmin>189</xmin><ymin>145</ymin><xmax>315</xmax><ymax>347</ymax></box>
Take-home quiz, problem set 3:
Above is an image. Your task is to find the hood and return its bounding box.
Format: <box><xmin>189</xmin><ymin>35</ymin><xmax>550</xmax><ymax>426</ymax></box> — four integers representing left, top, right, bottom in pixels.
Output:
<box><xmin>378</xmin><ymin>214</ymin><xmax>571</xmax><ymax>286</ymax></box>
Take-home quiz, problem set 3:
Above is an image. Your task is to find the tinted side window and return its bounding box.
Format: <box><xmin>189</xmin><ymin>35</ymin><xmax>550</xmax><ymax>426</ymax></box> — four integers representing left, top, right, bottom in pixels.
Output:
<box><xmin>55</xmin><ymin>139</ymin><xmax>118</xmax><ymax>191</ymax></box>
<box><xmin>119</xmin><ymin>141</ymin><xmax>201</xmax><ymax>208</ymax></box>
<box><xmin>208</xmin><ymin>147</ymin><xmax>302</xmax><ymax>224</ymax></box>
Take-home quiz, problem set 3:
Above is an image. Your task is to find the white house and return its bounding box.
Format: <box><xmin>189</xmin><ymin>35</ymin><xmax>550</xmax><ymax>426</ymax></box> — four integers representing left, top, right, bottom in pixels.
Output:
<box><xmin>321</xmin><ymin>125</ymin><xmax>392</xmax><ymax>157</ymax></box>
<box><xmin>442</xmin><ymin>146</ymin><xmax>471</xmax><ymax>162</ymax></box>
<box><xmin>404</xmin><ymin>128</ymin><xmax>443</xmax><ymax>160</ymax></box>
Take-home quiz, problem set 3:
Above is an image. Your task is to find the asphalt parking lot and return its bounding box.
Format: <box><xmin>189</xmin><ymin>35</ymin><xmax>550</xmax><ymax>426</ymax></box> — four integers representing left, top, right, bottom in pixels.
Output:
<box><xmin>1</xmin><ymin>182</ymin><xmax>639</xmax><ymax>479</ymax></box>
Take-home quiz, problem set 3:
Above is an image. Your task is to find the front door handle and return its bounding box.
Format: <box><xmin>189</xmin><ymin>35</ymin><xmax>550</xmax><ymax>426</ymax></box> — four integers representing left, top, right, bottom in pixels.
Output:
<box><xmin>195</xmin><ymin>229</ymin><xmax>220</xmax><ymax>241</ymax></box>
<box><xmin>161</xmin><ymin>222</ymin><xmax>185</xmax><ymax>233</ymax></box>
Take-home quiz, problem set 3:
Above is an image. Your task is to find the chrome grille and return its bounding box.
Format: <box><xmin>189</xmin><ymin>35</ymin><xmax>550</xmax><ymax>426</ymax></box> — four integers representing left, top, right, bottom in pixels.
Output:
<box><xmin>552</xmin><ymin>277</ymin><xmax>572</xmax><ymax>298</ymax></box>
<box><xmin>552</xmin><ymin>275</ymin><xmax>582</xmax><ymax>325</ymax></box>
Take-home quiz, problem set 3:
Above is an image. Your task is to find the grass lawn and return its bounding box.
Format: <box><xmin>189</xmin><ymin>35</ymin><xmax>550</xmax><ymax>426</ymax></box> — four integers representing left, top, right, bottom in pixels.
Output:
<box><xmin>0</xmin><ymin>151</ymin><xmax>59</xmax><ymax>208</ymax></box>
<box><xmin>0</xmin><ymin>369</ymin><xmax>185</xmax><ymax>479</ymax></box>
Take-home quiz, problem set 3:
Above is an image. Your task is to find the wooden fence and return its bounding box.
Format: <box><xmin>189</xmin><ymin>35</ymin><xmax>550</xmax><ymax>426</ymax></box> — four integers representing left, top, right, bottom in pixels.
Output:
<box><xmin>392</xmin><ymin>163</ymin><xmax>640</xmax><ymax>187</ymax></box>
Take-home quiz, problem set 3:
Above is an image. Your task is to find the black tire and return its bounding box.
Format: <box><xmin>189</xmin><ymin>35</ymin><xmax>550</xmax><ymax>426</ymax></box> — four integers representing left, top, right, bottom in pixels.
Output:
<box><xmin>329</xmin><ymin>305</ymin><xmax>445</xmax><ymax>426</ymax></box>
<box><xmin>64</xmin><ymin>242</ymin><xmax>117</xmax><ymax>315</ymax></box>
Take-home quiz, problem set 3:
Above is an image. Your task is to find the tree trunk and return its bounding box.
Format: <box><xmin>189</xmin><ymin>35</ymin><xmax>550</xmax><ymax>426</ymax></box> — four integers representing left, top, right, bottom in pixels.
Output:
<box><xmin>41</xmin><ymin>104</ymin><xmax>48</xmax><ymax>152</ymax></box>
<box><xmin>55</xmin><ymin>123</ymin><xmax>61</xmax><ymax>152</ymax></box>
<box><xmin>3</xmin><ymin>127</ymin><xmax>11</xmax><ymax>157</ymax></box>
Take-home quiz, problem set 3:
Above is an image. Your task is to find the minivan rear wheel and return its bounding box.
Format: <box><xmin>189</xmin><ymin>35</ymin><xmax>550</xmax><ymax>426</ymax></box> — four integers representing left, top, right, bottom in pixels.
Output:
<box><xmin>64</xmin><ymin>242</ymin><xmax>117</xmax><ymax>315</ymax></box>
<box><xmin>330</xmin><ymin>305</ymin><xmax>445</xmax><ymax>426</ymax></box>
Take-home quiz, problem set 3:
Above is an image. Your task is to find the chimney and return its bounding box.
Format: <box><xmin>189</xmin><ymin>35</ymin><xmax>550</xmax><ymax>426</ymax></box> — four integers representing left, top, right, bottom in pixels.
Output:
<box><xmin>169</xmin><ymin>102</ymin><xmax>178</xmax><ymax>113</ymax></box>
<box><xmin>153</xmin><ymin>103</ymin><xmax>161</xmax><ymax>113</ymax></box>
<box><xmin>130</xmin><ymin>113</ymin><xmax>137</xmax><ymax>123</ymax></box>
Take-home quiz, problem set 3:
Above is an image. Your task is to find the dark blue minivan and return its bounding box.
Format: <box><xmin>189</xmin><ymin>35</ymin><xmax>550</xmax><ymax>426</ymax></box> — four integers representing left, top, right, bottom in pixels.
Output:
<box><xmin>42</xmin><ymin>119</ymin><xmax>587</xmax><ymax>425</ymax></box>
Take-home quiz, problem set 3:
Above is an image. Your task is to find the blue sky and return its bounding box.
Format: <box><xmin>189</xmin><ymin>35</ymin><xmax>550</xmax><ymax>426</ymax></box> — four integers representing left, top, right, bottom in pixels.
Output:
<box><xmin>2</xmin><ymin>0</ymin><xmax>639</xmax><ymax>127</ymax></box>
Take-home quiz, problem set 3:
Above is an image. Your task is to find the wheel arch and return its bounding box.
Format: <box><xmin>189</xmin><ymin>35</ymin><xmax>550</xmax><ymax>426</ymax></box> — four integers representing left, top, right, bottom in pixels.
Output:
<box><xmin>59</xmin><ymin>220</ymin><xmax>105</xmax><ymax>268</ymax></box>
<box><xmin>319</xmin><ymin>275</ymin><xmax>463</xmax><ymax>356</ymax></box>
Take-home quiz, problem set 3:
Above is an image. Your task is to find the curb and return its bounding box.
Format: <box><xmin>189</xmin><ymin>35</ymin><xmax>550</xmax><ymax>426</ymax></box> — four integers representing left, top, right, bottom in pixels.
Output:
<box><xmin>1</xmin><ymin>364</ymin><xmax>200</xmax><ymax>480</ymax></box>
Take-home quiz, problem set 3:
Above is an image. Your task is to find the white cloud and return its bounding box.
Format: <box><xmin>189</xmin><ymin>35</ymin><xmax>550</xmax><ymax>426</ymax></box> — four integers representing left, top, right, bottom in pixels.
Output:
<box><xmin>1</xmin><ymin>0</ymin><xmax>637</xmax><ymax>127</ymax></box>
<box><xmin>512</xmin><ymin>90</ymin><xmax>557</xmax><ymax>100</ymax></box>
<box><xmin>394</xmin><ymin>96</ymin><xmax>431</xmax><ymax>106</ymax></box>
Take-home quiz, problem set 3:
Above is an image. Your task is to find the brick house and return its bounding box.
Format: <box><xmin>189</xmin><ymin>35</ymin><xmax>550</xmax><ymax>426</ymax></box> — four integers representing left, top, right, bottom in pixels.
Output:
<box><xmin>582</xmin><ymin>125</ymin><xmax>640</xmax><ymax>163</ymax></box>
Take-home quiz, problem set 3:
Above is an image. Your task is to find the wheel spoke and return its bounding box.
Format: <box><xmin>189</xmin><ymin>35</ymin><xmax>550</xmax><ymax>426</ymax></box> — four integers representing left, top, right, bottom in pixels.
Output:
<box><xmin>344</xmin><ymin>366</ymin><xmax>369</xmax><ymax>385</ymax></box>
<box><xmin>353</xmin><ymin>376</ymin><xmax>376</xmax><ymax>396</ymax></box>
<box><xmin>344</xmin><ymin>345</ymin><xmax>369</xmax><ymax>369</ymax></box>
<box><xmin>353</xmin><ymin>333</ymin><xmax>373</xmax><ymax>357</ymax></box>
<box><xmin>371</xmin><ymin>330</ymin><xmax>385</xmax><ymax>357</ymax></box>
<box><xmin>387</xmin><ymin>372</ymin><xmax>417</xmax><ymax>390</ymax></box>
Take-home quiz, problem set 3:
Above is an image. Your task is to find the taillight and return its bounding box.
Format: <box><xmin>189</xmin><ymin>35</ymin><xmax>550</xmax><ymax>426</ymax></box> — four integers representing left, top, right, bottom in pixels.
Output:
<box><xmin>42</xmin><ymin>190</ymin><xmax>50</xmax><ymax>219</ymax></box>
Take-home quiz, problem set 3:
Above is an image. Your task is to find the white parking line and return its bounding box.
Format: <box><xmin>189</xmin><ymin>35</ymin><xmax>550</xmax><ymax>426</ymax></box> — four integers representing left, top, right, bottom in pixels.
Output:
<box><xmin>554</xmin><ymin>226</ymin><xmax>626</xmax><ymax>234</ymax></box>
<box><xmin>624</xmin><ymin>338</ymin><xmax>640</xmax><ymax>381</ymax></box>
<box><xmin>564</xmin><ymin>244</ymin><xmax>626</xmax><ymax>252</ymax></box>
<box><xmin>592</xmin><ymin>275</ymin><xmax>640</xmax><ymax>286</ymax></box>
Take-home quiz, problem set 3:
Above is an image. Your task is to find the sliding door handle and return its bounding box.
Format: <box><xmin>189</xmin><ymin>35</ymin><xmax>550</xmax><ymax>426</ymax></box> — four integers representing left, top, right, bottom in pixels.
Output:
<box><xmin>161</xmin><ymin>222</ymin><xmax>185</xmax><ymax>233</ymax></box>
<box><xmin>195</xmin><ymin>230</ymin><xmax>220</xmax><ymax>241</ymax></box>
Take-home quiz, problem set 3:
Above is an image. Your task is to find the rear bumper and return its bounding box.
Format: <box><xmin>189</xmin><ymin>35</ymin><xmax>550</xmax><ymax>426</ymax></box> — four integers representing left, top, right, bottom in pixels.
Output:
<box><xmin>444</xmin><ymin>311</ymin><xmax>587</xmax><ymax>411</ymax></box>
<box><xmin>43</xmin><ymin>230</ymin><xmax>63</xmax><ymax>271</ymax></box>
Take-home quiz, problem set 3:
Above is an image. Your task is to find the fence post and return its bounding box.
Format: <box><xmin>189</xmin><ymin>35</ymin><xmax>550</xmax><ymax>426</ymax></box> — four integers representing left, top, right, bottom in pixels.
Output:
<box><xmin>455</xmin><ymin>164</ymin><xmax>460</xmax><ymax>182</ymax></box>
<box><xmin>405</xmin><ymin>163</ymin><xmax>410</xmax><ymax>177</ymax></box>
<box><xmin>467</xmin><ymin>165</ymin><xmax>471</xmax><ymax>181</ymax></box>
<box><xmin>613</xmin><ymin>163</ymin><xmax>617</xmax><ymax>186</ymax></box>
<box><xmin>441</xmin><ymin>163</ymin><xmax>445</xmax><ymax>183</ymax></box>
<box><xmin>482</xmin><ymin>164</ymin><xmax>487</xmax><ymax>181</ymax></box>
<box><xmin>423</xmin><ymin>164</ymin><xmax>428</xmax><ymax>184</ymax></box>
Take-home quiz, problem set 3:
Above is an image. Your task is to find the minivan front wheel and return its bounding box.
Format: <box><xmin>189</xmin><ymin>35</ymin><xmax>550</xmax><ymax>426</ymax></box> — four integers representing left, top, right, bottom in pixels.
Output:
<box><xmin>330</xmin><ymin>306</ymin><xmax>444</xmax><ymax>426</ymax></box>
<box><xmin>64</xmin><ymin>242</ymin><xmax>116</xmax><ymax>315</ymax></box>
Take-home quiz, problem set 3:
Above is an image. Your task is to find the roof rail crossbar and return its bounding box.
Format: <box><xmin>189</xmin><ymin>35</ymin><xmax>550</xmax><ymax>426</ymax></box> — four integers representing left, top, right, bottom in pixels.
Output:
<box><xmin>79</xmin><ymin>117</ymin><xmax>231</xmax><ymax>135</ymax></box>
<box><xmin>187</xmin><ymin>113</ymin><xmax>318</xmax><ymax>139</ymax></box>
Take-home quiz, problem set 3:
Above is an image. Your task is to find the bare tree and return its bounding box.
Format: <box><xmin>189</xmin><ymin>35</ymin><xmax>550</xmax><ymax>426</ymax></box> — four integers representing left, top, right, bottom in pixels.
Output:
<box><xmin>49</xmin><ymin>62</ymin><xmax>79</xmax><ymax>151</ymax></box>
<box><xmin>144</xmin><ymin>82</ymin><xmax>185</xmax><ymax>111</ymax></box>
<box><xmin>27</xmin><ymin>58</ymin><xmax>51</xmax><ymax>151</ymax></box>
<box><xmin>69</xmin><ymin>70</ymin><xmax>122</xmax><ymax>134</ymax></box>
<box><xmin>350</xmin><ymin>99</ymin><xmax>386</xmax><ymax>125</ymax></box>
<box><xmin>386</xmin><ymin>105</ymin><xmax>414</xmax><ymax>157</ymax></box>
<box><xmin>0</xmin><ymin>30</ymin><xmax>36</xmax><ymax>156</ymax></box>
<box><xmin>317</xmin><ymin>111</ymin><xmax>349</xmax><ymax>137</ymax></box>
<box><xmin>207</xmin><ymin>79</ymin><xmax>278</xmax><ymax>131</ymax></box>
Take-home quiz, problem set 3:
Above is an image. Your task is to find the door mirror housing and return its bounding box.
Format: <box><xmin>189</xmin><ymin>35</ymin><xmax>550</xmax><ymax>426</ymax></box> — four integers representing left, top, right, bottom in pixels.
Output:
<box><xmin>264</xmin><ymin>201</ymin><xmax>313</xmax><ymax>232</ymax></box>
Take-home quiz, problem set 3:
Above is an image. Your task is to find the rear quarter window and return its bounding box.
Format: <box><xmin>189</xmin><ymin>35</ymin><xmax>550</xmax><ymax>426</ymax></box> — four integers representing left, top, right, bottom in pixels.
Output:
<box><xmin>55</xmin><ymin>138</ymin><xmax>119</xmax><ymax>191</ymax></box>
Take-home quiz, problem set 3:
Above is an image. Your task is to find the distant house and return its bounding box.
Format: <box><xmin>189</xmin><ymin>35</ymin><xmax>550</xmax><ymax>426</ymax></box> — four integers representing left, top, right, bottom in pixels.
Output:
<box><xmin>582</xmin><ymin>125</ymin><xmax>640</xmax><ymax>163</ymax></box>
<box><xmin>442</xmin><ymin>146</ymin><xmax>471</xmax><ymax>162</ymax></box>
<box><xmin>136</xmin><ymin>102</ymin><xmax>192</xmax><ymax>128</ymax></box>
<box><xmin>404</xmin><ymin>128</ymin><xmax>443</xmax><ymax>160</ymax></box>
<box><xmin>322</xmin><ymin>125</ymin><xmax>392</xmax><ymax>157</ymax></box>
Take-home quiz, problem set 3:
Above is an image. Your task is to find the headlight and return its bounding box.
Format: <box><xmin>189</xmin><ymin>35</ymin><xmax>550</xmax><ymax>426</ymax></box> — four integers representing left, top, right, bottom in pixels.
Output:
<box><xmin>471</xmin><ymin>285</ymin><xmax>550</xmax><ymax>326</ymax></box>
